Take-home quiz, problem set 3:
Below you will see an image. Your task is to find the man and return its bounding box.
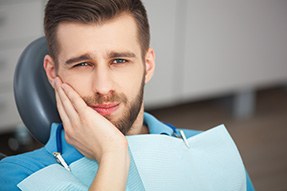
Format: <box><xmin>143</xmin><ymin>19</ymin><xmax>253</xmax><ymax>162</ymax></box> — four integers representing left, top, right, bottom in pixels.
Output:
<box><xmin>0</xmin><ymin>0</ymin><xmax>254</xmax><ymax>190</ymax></box>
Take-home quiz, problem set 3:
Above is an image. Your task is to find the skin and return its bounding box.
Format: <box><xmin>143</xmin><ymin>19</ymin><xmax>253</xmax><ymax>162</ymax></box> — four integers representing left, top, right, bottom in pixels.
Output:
<box><xmin>44</xmin><ymin>13</ymin><xmax>155</xmax><ymax>190</ymax></box>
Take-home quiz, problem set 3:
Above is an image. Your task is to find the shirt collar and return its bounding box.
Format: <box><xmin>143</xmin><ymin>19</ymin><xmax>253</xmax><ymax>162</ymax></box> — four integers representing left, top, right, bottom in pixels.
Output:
<box><xmin>144</xmin><ymin>112</ymin><xmax>174</xmax><ymax>136</ymax></box>
<box><xmin>45</xmin><ymin>123</ymin><xmax>62</xmax><ymax>154</ymax></box>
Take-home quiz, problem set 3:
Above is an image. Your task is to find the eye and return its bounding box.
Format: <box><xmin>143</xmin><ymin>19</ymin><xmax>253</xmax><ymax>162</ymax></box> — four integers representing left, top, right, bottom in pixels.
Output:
<box><xmin>74</xmin><ymin>62</ymin><xmax>92</xmax><ymax>67</ymax></box>
<box><xmin>112</xmin><ymin>58</ymin><xmax>127</xmax><ymax>64</ymax></box>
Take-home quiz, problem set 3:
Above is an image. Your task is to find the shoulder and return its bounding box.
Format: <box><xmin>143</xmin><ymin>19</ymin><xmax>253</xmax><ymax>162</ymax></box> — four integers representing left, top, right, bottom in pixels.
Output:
<box><xmin>0</xmin><ymin>147</ymin><xmax>55</xmax><ymax>191</ymax></box>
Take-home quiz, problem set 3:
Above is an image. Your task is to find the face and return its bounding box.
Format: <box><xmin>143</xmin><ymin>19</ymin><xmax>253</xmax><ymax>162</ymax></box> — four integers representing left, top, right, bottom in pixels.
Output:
<box><xmin>44</xmin><ymin>13</ymin><xmax>155</xmax><ymax>134</ymax></box>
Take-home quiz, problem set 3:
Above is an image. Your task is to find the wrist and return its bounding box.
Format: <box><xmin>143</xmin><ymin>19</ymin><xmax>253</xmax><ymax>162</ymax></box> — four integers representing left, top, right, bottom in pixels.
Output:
<box><xmin>89</xmin><ymin>143</ymin><xmax>130</xmax><ymax>191</ymax></box>
<box><xmin>100</xmin><ymin>147</ymin><xmax>130</xmax><ymax>164</ymax></box>
<box><xmin>99</xmin><ymin>139</ymin><xmax>129</xmax><ymax>163</ymax></box>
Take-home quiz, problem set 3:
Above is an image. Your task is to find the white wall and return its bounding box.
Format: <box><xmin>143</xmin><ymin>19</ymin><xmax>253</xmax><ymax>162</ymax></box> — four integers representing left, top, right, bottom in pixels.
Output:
<box><xmin>143</xmin><ymin>0</ymin><xmax>287</xmax><ymax>108</ymax></box>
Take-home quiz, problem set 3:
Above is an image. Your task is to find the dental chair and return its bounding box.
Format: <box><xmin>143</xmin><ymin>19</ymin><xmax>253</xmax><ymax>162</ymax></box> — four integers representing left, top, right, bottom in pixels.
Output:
<box><xmin>14</xmin><ymin>37</ymin><xmax>60</xmax><ymax>144</ymax></box>
<box><xmin>0</xmin><ymin>153</ymin><xmax>6</xmax><ymax>160</ymax></box>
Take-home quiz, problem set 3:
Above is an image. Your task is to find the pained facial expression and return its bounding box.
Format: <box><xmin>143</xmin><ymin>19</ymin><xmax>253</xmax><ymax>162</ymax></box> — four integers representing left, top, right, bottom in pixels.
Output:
<box><xmin>46</xmin><ymin>13</ymin><xmax>154</xmax><ymax>134</ymax></box>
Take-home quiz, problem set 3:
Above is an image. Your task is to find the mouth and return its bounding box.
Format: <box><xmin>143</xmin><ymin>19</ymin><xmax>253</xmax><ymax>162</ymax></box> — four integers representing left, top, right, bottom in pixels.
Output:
<box><xmin>90</xmin><ymin>103</ymin><xmax>120</xmax><ymax>116</ymax></box>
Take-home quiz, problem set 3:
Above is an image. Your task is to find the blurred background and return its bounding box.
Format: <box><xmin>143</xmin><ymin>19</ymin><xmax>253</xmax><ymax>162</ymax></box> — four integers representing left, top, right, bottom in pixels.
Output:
<box><xmin>0</xmin><ymin>0</ymin><xmax>286</xmax><ymax>190</ymax></box>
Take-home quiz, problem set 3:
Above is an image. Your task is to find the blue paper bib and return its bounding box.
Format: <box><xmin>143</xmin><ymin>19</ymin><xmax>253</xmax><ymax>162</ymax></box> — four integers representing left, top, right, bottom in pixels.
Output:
<box><xmin>18</xmin><ymin>125</ymin><xmax>246</xmax><ymax>191</ymax></box>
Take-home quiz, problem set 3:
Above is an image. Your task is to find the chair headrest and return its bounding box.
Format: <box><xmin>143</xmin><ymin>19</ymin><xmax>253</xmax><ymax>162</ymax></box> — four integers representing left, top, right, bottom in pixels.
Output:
<box><xmin>14</xmin><ymin>37</ymin><xmax>61</xmax><ymax>144</ymax></box>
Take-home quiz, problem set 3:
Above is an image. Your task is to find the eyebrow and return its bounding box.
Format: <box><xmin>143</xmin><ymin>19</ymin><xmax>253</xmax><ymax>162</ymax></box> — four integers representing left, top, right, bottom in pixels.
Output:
<box><xmin>65</xmin><ymin>54</ymin><xmax>93</xmax><ymax>65</ymax></box>
<box><xmin>108</xmin><ymin>51</ymin><xmax>136</xmax><ymax>59</ymax></box>
<box><xmin>64</xmin><ymin>51</ymin><xmax>137</xmax><ymax>65</ymax></box>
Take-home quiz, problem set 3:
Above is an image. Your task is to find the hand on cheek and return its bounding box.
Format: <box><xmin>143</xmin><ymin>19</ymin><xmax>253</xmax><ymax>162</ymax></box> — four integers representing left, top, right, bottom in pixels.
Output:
<box><xmin>54</xmin><ymin>77</ymin><xmax>128</xmax><ymax>162</ymax></box>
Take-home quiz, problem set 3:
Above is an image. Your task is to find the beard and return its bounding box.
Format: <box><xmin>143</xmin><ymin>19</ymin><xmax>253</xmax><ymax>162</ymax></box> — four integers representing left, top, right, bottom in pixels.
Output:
<box><xmin>82</xmin><ymin>76</ymin><xmax>145</xmax><ymax>135</ymax></box>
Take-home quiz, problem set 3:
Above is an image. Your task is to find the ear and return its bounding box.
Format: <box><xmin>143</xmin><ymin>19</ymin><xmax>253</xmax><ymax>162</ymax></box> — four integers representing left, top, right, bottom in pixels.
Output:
<box><xmin>43</xmin><ymin>55</ymin><xmax>57</xmax><ymax>89</ymax></box>
<box><xmin>144</xmin><ymin>48</ymin><xmax>155</xmax><ymax>84</ymax></box>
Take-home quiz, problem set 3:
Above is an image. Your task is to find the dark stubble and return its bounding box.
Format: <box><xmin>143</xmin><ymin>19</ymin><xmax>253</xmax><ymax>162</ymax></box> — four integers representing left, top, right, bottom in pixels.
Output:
<box><xmin>83</xmin><ymin>75</ymin><xmax>145</xmax><ymax>135</ymax></box>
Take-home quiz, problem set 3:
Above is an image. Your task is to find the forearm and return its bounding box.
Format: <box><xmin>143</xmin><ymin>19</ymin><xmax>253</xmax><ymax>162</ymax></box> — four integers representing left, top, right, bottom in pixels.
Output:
<box><xmin>89</xmin><ymin>149</ymin><xmax>130</xmax><ymax>191</ymax></box>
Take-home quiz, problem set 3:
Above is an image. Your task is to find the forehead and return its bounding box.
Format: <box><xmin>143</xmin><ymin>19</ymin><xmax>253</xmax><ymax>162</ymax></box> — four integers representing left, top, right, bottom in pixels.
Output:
<box><xmin>55</xmin><ymin>13</ymin><xmax>141</xmax><ymax>61</ymax></box>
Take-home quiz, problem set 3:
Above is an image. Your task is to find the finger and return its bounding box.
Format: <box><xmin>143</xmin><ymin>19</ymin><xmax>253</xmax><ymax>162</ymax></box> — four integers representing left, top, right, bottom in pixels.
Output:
<box><xmin>55</xmin><ymin>89</ymin><xmax>71</xmax><ymax>127</ymax></box>
<box><xmin>55</xmin><ymin>78</ymin><xmax>80</xmax><ymax>124</ymax></box>
<box><xmin>61</xmin><ymin>83</ymin><xmax>88</xmax><ymax>115</ymax></box>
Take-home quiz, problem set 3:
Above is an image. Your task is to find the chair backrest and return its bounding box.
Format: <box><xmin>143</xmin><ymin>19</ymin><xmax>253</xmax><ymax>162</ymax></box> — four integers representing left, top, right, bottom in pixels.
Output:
<box><xmin>14</xmin><ymin>37</ymin><xmax>61</xmax><ymax>144</ymax></box>
<box><xmin>0</xmin><ymin>153</ymin><xmax>6</xmax><ymax>160</ymax></box>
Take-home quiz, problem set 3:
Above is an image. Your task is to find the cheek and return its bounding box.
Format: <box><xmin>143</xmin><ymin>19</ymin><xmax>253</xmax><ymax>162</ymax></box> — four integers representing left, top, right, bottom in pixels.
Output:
<box><xmin>120</xmin><ymin>70</ymin><xmax>144</xmax><ymax>99</ymax></box>
<box><xmin>58</xmin><ymin>71</ymin><xmax>91</xmax><ymax>96</ymax></box>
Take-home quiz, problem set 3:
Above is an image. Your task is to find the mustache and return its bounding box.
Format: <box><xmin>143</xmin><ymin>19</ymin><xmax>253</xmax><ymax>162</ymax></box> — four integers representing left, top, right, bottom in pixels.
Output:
<box><xmin>83</xmin><ymin>92</ymin><xmax>128</xmax><ymax>105</ymax></box>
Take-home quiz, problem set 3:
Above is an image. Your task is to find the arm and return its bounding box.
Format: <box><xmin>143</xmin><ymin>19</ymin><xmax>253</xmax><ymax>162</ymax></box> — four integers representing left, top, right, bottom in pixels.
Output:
<box><xmin>89</xmin><ymin>151</ymin><xmax>130</xmax><ymax>191</ymax></box>
<box><xmin>0</xmin><ymin>160</ymin><xmax>26</xmax><ymax>191</ymax></box>
<box><xmin>55</xmin><ymin>77</ymin><xmax>129</xmax><ymax>191</ymax></box>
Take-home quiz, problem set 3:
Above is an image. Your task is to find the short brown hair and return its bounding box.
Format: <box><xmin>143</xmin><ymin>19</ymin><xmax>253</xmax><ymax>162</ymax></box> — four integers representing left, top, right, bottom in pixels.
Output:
<box><xmin>44</xmin><ymin>0</ymin><xmax>150</xmax><ymax>62</ymax></box>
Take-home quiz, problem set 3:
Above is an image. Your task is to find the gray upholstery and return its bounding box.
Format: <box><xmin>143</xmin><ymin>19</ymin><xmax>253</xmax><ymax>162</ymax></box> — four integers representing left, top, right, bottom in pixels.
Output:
<box><xmin>0</xmin><ymin>153</ymin><xmax>6</xmax><ymax>160</ymax></box>
<box><xmin>14</xmin><ymin>37</ymin><xmax>61</xmax><ymax>144</ymax></box>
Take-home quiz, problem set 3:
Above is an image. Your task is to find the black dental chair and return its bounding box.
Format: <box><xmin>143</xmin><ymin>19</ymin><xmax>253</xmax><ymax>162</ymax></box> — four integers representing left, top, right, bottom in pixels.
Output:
<box><xmin>0</xmin><ymin>153</ymin><xmax>6</xmax><ymax>160</ymax></box>
<box><xmin>14</xmin><ymin>37</ymin><xmax>61</xmax><ymax>144</ymax></box>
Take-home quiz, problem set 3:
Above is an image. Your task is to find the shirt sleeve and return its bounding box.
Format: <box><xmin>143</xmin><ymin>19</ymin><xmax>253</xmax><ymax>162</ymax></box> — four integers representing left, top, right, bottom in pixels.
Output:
<box><xmin>246</xmin><ymin>171</ymin><xmax>255</xmax><ymax>191</ymax></box>
<box><xmin>0</xmin><ymin>148</ymin><xmax>55</xmax><ymax>191</ymax></box>
<box><xmin>0</xmin><ymin>159</ymin><xmax>32</xmax><ymax>191</ymax></box>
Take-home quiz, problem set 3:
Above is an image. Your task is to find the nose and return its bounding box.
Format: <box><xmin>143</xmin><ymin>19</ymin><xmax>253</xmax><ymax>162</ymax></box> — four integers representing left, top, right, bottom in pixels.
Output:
<box><xmin>91</xmin><ymin>65</ymin><xmax>114</xmax><ymax>95</ymax></box>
